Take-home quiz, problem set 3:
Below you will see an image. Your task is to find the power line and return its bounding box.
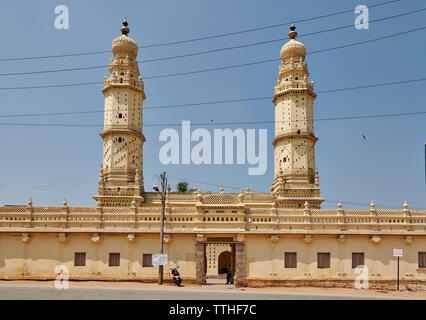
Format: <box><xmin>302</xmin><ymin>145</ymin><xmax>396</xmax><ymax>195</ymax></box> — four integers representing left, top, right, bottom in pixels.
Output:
<box><xmin>1</xmin><ymin>25</ymin><xmax>425</xmax><ymax>90</ymax></box>
<box><xmin>1</xmin><ymin>77</ymin><xmax>425</xmax><ymax>118</ymax></box>
<box><xmin>0</xmin><ymin>0</ymin><xmax>399</xmax><ymax>63</ymax></box>
<box><xmin>142</xmin><ymin>9</ymin><xmax>426</xmax><ymax>64</ymax></box>
<box><xmin>1</xmin><ymin>7</ymin><xmax>424</xmax><ymax>78</ymax></box>
<box><xmin>0</xmin><ymin>110</ymin><xmax>424</xmax><ymax>127</ymax></box>
<box><xmin>141</xmin><ymin>0</ymin><xmax>400</xmax><ymax>48</ymax></box>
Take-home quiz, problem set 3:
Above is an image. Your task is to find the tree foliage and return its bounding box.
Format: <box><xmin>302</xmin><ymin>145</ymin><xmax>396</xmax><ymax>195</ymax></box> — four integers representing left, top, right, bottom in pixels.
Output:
<box><xmin>176</xmin><ymin>181</ymin><xmax>194</xmax><ymax>193</ymax></box>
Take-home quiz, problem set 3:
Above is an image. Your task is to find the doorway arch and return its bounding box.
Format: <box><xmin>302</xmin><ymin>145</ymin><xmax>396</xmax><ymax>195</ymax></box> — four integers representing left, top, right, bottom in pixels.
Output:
<box><xmin>218</xmin><ymin>251</ymin><xmax>232</xmax><ymax>274</ymax></box>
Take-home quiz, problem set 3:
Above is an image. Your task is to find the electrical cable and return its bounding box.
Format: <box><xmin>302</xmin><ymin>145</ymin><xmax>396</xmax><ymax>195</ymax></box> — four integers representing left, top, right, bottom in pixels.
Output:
<box><xmin>0</xmin><ymin>0</ymin><xmax>400</xmax><ymax>62</ymax></box>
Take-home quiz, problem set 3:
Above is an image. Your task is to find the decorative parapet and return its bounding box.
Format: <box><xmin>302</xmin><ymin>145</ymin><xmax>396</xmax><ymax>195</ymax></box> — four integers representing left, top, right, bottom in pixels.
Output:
<box><xmin>0</xmin><ymin>201</ymin><xmax>425</xmax><ymax>234</ymax></box>
<box><xmin>24</xmin><ymin>198</ymin><xmax>33</xmax><ymax>228</ymax></box>
<box><xmin>403</xmin><ymin>201</ymin><xmax>413</xmax><ymax>231</ymax></box>
<box><xmin>337</xmin><ymin>203</ymin><xmax>345</xmax><ymax>230</ymax></box>
<box><xmin>303</xmin><ymin>201</ymin><xmax>312</xmax><ymax>229</ymax></box>
<box><xmin>61</xmin><ymin>199</ymin><xmax>69</xmax><ymax>228</ymax></box>
<box><xmin>370</xmin><ymin>200</ymin><xmax>378</xmax><ymax>230</ymax></box>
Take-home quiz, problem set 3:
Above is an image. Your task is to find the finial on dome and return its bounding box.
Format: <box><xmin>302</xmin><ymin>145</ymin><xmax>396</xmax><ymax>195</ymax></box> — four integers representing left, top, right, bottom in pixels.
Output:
<box><xmin>121</xmin><ymin>17</ymin><xmax>130</xmax><ymax>36</ymax></box>
<box><xmin>289</xmin><ymin>23</ymin><xmax>297</xmax><ymax>39</ymax></box>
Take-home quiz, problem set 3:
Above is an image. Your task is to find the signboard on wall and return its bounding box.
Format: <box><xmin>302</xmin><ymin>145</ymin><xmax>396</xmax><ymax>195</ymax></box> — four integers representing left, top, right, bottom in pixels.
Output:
<box><xmin>152</xmin><ymin>254</ymin><xmax>168</xmax><ymax>266</ymax></box>
<box><xmin>393</xmin><ymin>249</ymin><xmax>403</xmax><ymax>257</ymax></box>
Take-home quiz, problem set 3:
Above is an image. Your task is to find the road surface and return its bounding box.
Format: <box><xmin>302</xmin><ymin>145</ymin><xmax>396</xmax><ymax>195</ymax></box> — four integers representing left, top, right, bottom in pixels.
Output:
<box><xmin>0</xmin><ymin>284</ymin><xmax>406</xmax><ymax>300</ymax></box>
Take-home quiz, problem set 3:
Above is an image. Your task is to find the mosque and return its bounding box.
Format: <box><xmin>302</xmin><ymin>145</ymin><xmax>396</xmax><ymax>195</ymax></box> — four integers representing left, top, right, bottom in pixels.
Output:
<box><xmin>0</xmin><ymin>20</ymin><xmax>425</xmax><ymax>289</ymax></box>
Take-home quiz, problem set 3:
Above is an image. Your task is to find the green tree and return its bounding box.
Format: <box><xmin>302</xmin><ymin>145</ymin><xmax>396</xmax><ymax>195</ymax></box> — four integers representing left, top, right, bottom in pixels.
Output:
<box><xmin>176</xmin><ymin>181</ymin><xmax>194</xmax><ymax>193</ymax></box>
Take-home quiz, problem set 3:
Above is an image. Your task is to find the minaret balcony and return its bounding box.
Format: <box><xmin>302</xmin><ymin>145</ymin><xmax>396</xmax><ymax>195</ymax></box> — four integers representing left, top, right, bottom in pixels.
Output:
<box><xmin>273</xmin><ymin>83</ymin><xmax>315</xmax><ymax>101</ymax></box>
<box><xmin>280</xmin><ymin>63</ymin><xmax>305</xmax><ymax>72</ymax></box>
<box><xmin>272</xmin><ymin>131</ymin><xmax>318</xmax><ymax>146</ymax></box>
<box><xmin>102</xmin><ymin>79</ymin><xmax>146</xmax><ymax>97</ymax></box>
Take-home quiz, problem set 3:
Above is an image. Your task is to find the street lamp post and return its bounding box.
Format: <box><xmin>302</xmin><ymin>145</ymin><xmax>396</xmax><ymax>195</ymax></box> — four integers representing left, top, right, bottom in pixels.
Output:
<box><xmin>153</xmin><ymin>172</ymin><xmax>167</xmax><ymax>285</ymax></box>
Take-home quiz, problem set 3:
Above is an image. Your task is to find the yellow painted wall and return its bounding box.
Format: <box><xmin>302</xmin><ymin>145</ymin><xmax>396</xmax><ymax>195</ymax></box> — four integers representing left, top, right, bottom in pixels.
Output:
<box><xmin>245</xmin><ymin>234</ymin><xmax>426</xmax><ymax>281</ymax></box>
<box><xmin>0</xmin><ymin>233</ymin><xmax>197</xmax><ymax>281</ymax></box>
<box><xmin>0</xmin><ymin>233</ymin><xmax>425</xmax><ymax>287</ymax></box>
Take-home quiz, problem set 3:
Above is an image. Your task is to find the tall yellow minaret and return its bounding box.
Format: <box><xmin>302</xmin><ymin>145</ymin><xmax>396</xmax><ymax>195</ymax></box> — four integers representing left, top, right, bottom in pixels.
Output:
<box><xmin>94</xmin><ymin>19</ymin><xmax>146</xmax><ymax>206</ymax></box>
<box><xmin>271</xmin><ymin>25</ymin><xmax>323</xmax><ymax>208</ymax></box>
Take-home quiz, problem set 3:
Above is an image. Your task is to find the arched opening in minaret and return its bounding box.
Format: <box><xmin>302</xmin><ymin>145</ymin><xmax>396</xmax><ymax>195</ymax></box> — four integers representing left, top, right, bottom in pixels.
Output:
<box><xmin>118</xmin><ymin>113</ymin><xmax>122</xmax><ymax>118</ymax></box>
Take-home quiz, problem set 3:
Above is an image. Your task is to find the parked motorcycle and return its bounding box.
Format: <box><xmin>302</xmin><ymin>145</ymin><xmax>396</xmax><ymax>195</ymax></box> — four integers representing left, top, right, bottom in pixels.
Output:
<box><xmin>170</xmin><ymin>264</ymin><xmax>182</xmax><ymax>287</ymax></box>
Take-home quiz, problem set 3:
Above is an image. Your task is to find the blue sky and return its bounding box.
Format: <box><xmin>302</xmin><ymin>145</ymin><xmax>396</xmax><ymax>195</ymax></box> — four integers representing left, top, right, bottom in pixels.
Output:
<box><xmin>0</xmin><ymin>0</ymin><xmax>425</xmax><ymax>209</ymax></box>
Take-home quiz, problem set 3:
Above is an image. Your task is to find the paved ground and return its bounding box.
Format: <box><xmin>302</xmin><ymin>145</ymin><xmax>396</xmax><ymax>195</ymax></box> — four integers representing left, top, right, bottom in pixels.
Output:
<box><xmin>0</xmin><ymin>285</ymin><xmax>391</xmax><ymax>300</ymax></box>
<box><xmin>0</xmin><ymin>279</ymin><xmax>424</xmax><ymax>300</ymax></box>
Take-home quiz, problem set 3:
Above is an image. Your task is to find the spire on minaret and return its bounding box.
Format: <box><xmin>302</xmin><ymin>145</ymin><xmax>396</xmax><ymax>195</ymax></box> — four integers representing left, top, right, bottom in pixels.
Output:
<box><xmin>289</xmin><ymin>23</ymin><xmax>297</xmax><ymax>39</ymax></box>
<box><xmin>121</xmin><ymin>17</ymin><xmax>130</xmax><ymax>36</ymax></box>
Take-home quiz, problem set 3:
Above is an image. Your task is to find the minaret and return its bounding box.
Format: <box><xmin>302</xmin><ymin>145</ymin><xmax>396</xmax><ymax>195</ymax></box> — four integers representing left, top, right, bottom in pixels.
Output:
<box><xmin>271</xmin><ymin>25</ymin><xmax>323</xmax><ymax>208</ymax></box>
<box><xmin>93</xmin><ymin>19</ymin><xmax>146</xmax><ymax>206</ymax></box>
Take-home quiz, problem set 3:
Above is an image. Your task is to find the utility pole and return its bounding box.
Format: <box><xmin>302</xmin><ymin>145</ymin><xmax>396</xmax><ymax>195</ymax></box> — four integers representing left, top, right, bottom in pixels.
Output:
<box><xmin>153</xmin><ymin>172</ymin><xmax>167</xmax><ymax>285</ymax></box>
<box><xmin>397</xmin><ymin>256</ymin><xmax>400</xmax><ymax>291</ymax></box>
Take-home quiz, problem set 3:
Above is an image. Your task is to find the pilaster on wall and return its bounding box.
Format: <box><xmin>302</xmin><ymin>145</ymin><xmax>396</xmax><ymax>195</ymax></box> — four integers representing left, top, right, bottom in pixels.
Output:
<box><xmin>234</xmin><ymin>242</ymin><xmax>246</xmax><ymax>287</ymax></box>
<box><xmin>195</xmin><ymin>242</ymin><xmax>205</xmax><ymax>285</ymax></box>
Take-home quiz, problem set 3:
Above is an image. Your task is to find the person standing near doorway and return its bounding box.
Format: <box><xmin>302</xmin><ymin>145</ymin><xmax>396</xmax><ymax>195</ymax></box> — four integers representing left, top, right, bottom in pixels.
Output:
<box><xmin>226</xmin><ymin>264</ymin><xmax>232</xmax><ymax>284</ymax></box>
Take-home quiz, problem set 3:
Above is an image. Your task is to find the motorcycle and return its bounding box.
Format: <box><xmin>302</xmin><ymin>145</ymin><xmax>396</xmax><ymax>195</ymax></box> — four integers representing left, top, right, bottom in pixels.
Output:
<box><xmin>170</xmin><ymin>264</ymin><xmax>182</xmax><ymax>287</ymax></box>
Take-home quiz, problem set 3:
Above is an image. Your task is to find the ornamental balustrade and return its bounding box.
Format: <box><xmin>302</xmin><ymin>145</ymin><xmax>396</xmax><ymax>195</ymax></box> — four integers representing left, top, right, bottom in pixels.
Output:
<box><xmin>0</xmin><ymin>202</ymin><xmax>425</xmax><ymax>232</ymax></box>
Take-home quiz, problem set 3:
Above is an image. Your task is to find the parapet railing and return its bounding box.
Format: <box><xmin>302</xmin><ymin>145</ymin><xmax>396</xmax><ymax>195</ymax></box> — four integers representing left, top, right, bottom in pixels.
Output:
<box><xmin>0</xmin><ymin>203</ymin><xmax>425</xmax><ymax>233</ymax></box>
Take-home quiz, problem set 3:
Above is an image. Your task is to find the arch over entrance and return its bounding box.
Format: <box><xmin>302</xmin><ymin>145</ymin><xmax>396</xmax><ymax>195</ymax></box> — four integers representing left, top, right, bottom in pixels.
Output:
<box><xmin>218</xmin><ymin>251</ymin><xmax>232</xmax><ymax>274</ymax></box>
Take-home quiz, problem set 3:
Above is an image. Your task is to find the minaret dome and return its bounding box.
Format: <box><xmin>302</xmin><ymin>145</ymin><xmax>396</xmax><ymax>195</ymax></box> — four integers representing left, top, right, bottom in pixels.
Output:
<box><xmin>280</xmin><ymin>24</ymin><xmax>306</xmax><ymax>62</ymax></box>
<box><xmin>112</xmin><ymin>18</ymin><xmax>138</xmax><ymax>57</ymax></box>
